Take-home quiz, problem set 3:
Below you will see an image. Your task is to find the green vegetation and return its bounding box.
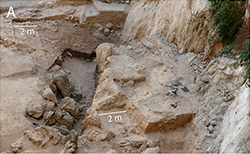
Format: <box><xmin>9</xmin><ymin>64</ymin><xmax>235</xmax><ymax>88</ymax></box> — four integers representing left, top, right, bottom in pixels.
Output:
<box><xmin>208</xmin><ymin>0</ymin><xmax>245</xmax><ymax>46</ymax></box>
<box><xmin>234</xmin><ymin>39</ymin><xmax>250</xmax><ymax>87</ymax></box>
<box><xmin>208</xmin><ymin>0</ymin><xmax>249</xmax><ymax>87</ymax></box>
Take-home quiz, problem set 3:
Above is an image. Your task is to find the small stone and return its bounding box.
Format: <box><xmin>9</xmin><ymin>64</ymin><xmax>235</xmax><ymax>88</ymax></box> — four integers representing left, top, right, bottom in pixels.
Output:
<box><xmin>69</xmin><ymin>9</ymin><xmax>76</xmax><ymax>14</ymax></box>
<box><xmin>201</xmin><ymin>76</ymin><xmax>209</xmax><ymax>83</ymax></box>
<box><xmin>208</xmin><ymin>125</ymin><xmax>214</xmax><ymax>133</ymax></box>
<box><xmin>142</xmin><ymin>146</ymin><xmax>160</xmax><ymax>153</ymax></box>
<box><xmin>125</xmin><ymin>80</ymin><xmax>135</xmax><ymax>87</ymax></box>
<box><xmin>203</xmin><ymin>119</ymin><xmax>210</xmax><ymax>127</ymax></box>
<box><xmin>129</xmin><ymin>127</ymin><xmax>138</xmax><ymax>134</ymax></box>
<box><xmin>94</xmin><ymin>23</ymin><xmax>103</xmax><ymax>32</ymax></box>
<box><xmin>97</xmin><ymin>27</ymin><xmax>104</xmax><ymax>33</ymax></box>
<box><xmin>39</xmin><ymin>1</ymin><xmax>46</xmax><ymax>7</ymax></box>
<box><xmin>211</xmin><ymin>120</ymin><xmax>217</xmax><ymax>126</ymax></box>
<box><xmin>138</xmin><ymin>144</ymin><xmax>147</xmax><ymax>152</ymax></box>
<box><xmin>119</xmin><ymin>140</ymin><xmax>128</xmax><ymax>144</ymax></box>
<box><xmin>227</xmin><ymin>94</ymin><xmax>234</xmax><ymax>101</ymax></box>
<box><xmin>106</xmin><ymin>0</ymin><xmax>112</xmax><ymax>3</ymax></box>
<box><xmin>222</xmin><ymin>97</ymin><xmax>228</xmax><ymax>102</ymax></box>
<box><xmin>104</xmin><ymin>28</ymin><xmax>110</xmax><ymax>36</ymax></box>
<box><xmin>120</xmin><ymin>142</ymin><xmax>130</xmax><ymax>147</ymax></box>
<box><xmin>106</xmin><ymin>23</ymin><xmax>114</xmax><ymax>29</ymax></box>
<box><xmin>56</xmin><ymin>125</ymin><xmax>69</xmax><ymax>136</ymax></box>
<box><xmin>127</xmin><ymin>45</ymin><xmax>133</xmax><ymax>50</ymax></box>
<box><xmin>26</xmin><ymin>101</ymin><xmax>46</xmax><ymax>119</ymax></box>
<box><xmin>173</xmin><ymin>85</ymin><xmax>178</xmax><ymax>89</ymax></box>
<box><xmin>43</xmin><ymin>111</ymin><xmax>56</xmax><ymax>125</ymax></box>
<box><xmin>41</xmin><ymin>85</ymin><xmax>58</xmax><ymax>104</ymax></box>
<box><xmin>11</xmin><ymin>141</ymin><xmax>22</xmax><ymax>153</ymax></box>
<box><xmin>106</xmin><ymin>131</ymin><xmax>116</xmax><ymax>141</ymax></box>
<box><xmin>107</xmin><ymin>148</ymin><xmax>117</xmax><ymax>153</ymax></box>
<box><xmin>126</xmin><ymin>0</ymin><xmax>130</xmax><ymax>4</ymax></box>
<box><xmin>205</xmin><ymin>134</ymin><xmax>216</xmax><ymax>139</ymax></box>
<box><xmin>45</xmin><ymin>2</ymin><xmax>53</xmax><ymax>8</ymax></box>
<box><xmin>127</xmin><ymin>136</ymin><xmax>146</xmax><ymax>147</ymax></box>
<box><xmin>146</xmin><ymin>140</ymin><xmax>155</xmax><ymax>147</ymax></box>
<box><xmin>67</xmin><ymin>52</ymin><xmax>73</xmax><ymax>57</ymax></box>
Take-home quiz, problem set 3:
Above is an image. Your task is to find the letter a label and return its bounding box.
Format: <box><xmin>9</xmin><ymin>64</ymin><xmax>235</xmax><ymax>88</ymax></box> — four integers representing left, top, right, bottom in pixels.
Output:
<box><xmin>6</xmin><ymin>6</ymin><xmax>16</xmax><ymax>18</ymax></box>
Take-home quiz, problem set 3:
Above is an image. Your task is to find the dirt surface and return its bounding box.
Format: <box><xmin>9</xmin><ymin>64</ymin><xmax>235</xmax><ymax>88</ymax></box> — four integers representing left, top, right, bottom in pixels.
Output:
<box><xmin>61</xmin><ymin>57</ymin><xmax>97</xmax><ymax>134</ymax></box>
<box><xmin>0</xmin><ymin>0</ymin><xmax>249</xmax><ymax>153</ymax></box>
<box><xmin>0</xmin><ymin>2</ymin><xmax>123</xmax><ymax>151</ymax></box>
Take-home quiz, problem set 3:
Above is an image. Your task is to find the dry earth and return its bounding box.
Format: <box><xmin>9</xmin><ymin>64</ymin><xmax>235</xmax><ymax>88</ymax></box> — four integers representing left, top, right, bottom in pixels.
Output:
<box><xmin>0</xmin><ymin>0</ymin><xmax>249</xmax><ymax>153</ymax></box>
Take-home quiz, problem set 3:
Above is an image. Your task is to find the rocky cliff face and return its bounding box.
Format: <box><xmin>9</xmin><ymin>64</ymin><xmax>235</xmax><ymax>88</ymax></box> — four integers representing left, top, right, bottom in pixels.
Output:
<box><xmin>122</xmin><ymin>0</ymin><xmax>223</xmax><ymax>59</ymax></box>
<box><xmin>0</xmin><ymin>0</ymin><xmax>249</xmax><ymax>153</ymax></box>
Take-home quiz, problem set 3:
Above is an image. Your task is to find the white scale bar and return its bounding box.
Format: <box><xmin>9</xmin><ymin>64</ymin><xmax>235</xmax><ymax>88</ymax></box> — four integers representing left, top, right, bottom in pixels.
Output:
<box><xmin>13</xmin><ymin>25</ymin><xmax>37</xmax><ymax>28</ymax></box>
<box><xmin>98</xmin><ymin>111</ymin><xmax>127</xmax><ymax>116</ymax></box>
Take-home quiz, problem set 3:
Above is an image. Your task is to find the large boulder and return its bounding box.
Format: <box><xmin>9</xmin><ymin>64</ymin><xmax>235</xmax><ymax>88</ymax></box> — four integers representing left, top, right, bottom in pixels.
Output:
<box><xmin>94</xmin><ymin>43</ymin><xmax>115</xmax><ymax>72</ymax></box>
<box><xmin>43</xmin><ymin>111</ymin><xmax>56</xmax><ymax>125</ymax></box>
<box><xmin>56</xmin><ymin>110</ymin><xmax>74</xmax><ymax>129</ymax></box>
<box><xmin>87</xmin><ymin>128</ymin><xmax>115</xmax><ymax>142</ymax></box>
<box><xmin>26</xmin><ymin>100</ymin><xmax>46</xmax><ymax>119</ymax></box>
<box><xmin>41</xmin><ymin>85</ymin><xmax>58</xmax><ymax>104</ymax></box>
<box><xmin>53</xmin><ymin>74</ymin><xmax>72</xmax><ymax>97</ymax></box>
<box><xmin>60</xmin><ymin>97</ymin><xmax>80</xmax><ymax>118</ymax></box>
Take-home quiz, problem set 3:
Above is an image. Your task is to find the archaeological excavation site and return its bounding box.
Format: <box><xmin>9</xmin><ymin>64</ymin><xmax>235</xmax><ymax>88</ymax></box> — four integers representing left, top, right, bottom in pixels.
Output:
<box><xmin>0</xmin><ymin>0</ymin><xmax>249</xmax><ymax>153</ymax></box>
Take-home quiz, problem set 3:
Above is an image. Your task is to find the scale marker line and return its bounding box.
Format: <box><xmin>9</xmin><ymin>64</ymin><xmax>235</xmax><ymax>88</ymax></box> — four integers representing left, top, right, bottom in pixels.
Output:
<box><xmin>13</xmin><ymin>25</ymin><xmax>37</xmax><ymax>28</ymax></box>
<box><xmin>98</xmin><ymin>111</ymin><xmax>127</xmax><ymax>116</ymax></box>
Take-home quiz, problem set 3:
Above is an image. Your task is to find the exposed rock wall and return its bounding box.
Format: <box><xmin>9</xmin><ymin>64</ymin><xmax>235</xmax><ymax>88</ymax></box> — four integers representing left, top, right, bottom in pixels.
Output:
<box><xmin>220</xmin><ymin>87</ymin><xmax>250</xmax><ymax>153</ymax></box>
<box><xmin>1</xmin><ymin>0</ymin><xmax>249</xmax><ymax>153</ymax></box>
<box><xmin>122</xmin><ymin>0</ymin><xmax>222</xmax><ymax>59</ymax></box>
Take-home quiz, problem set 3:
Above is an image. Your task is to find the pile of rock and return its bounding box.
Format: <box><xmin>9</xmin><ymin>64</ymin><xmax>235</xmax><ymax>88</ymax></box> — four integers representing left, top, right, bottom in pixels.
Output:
<box><xmin>118</xmin><ymin>135</ymin><xmax>160</xmax><ymax>153</ymax></box>
<box><xmin>26</xmin><ymin>73</ymin><xmax>81</xmax><ymax>134</ymax></box>
<box><xmin>11</xmin><ymin>126</ymin><xmax>64</xmax><ymax>153</ymax></box>
<box><xmin>222</xmin><ymin>90</ymin><xmax>234</xmax><ymax>102</ymax></box>
<box><xmin>100</xmin><ymin>0</ymin><xmax>131</xmax><ymax>4</ymax></box>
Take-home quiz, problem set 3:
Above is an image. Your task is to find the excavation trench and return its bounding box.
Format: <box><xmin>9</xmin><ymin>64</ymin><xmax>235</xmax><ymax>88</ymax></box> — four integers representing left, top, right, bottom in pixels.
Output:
<box><xmin>59</xmin><ymin>49</ymin><xmax>97</xmax><ymax>134</ymax></box>
<box><xmin>1</xmin><ymin>2</ymin><xmax>129</xmax><ymax>151</ymax></box>
<box><xmin>26</xmin><ymin>48</ymin><xmax>98</xmax><ymax>135</ymax></box>
<box><xmin>14</xmin><ymin>16</ymin><xmax>124</xmax><ymax>136</ymax></box>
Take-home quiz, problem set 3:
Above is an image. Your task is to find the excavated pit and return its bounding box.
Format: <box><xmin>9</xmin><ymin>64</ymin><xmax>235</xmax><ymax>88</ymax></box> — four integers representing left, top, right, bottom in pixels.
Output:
<box><xmin>2</xmin><ymin>0</ymin><xmax>249</xmax><ymax>153</ymax></box>
<box><xmin>10</xmin><ymin>17</ymin><xmax>124</xmax><ymax>137</ymax></box>
<box><xmin>0</xmin><ymin>1</ymin><xmax>131</xmax><ymax>151</ymax></box>
<box><xmin>25</xmin><ymin>48</ymin><xmax>98</xmax><ymax>135</ymax></box>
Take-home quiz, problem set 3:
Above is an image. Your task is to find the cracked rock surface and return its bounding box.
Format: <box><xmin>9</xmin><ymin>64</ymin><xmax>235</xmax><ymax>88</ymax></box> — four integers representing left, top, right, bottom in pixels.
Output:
<box><xmin>0</xmin><ymin>0</ymin><xmax>249</xmax><ymax>153</ymax></box>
